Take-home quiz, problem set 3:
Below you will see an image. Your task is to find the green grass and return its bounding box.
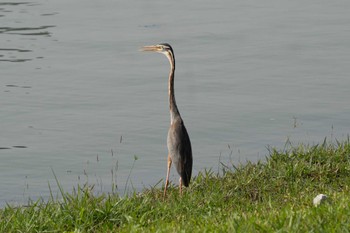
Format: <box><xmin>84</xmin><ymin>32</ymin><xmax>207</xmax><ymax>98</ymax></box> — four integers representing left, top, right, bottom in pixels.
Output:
<box><xmin>1</xmin><ymin>139</ymin><xmax>350</xmax><ymax>232</ymax></box>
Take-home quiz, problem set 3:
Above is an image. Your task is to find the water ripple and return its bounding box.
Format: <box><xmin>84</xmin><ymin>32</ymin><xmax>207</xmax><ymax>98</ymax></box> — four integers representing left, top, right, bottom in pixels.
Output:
<box><xmin>0</xmin><ymin>48</ymin><xmax>32</xmax><ymax>52</ymax></box>
<box><xmin>0</xmin><ymin>2</ymin><xmax>56</xmax><ymax>63</ymax></box>
<box><xmin>0</xmin><ymin>2</ymin><xmax>31</xmax><ymax>6</ymax></box>
<box><xmin>0</xmin><ymin>25</ymin><xmax>55</xmax><ymax>35</ymax></box>
<box><xmin>0</xmin><ymin>59</ymin><xmax>32</xmax><ymax>62</ymax></box>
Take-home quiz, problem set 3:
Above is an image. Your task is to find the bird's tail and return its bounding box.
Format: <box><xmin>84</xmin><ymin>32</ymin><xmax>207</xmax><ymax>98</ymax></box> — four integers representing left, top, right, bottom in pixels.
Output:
<box><xmin>181</xmin><ymin>169</ymin><xmax>192</xmax><ymax>187</ymax></box>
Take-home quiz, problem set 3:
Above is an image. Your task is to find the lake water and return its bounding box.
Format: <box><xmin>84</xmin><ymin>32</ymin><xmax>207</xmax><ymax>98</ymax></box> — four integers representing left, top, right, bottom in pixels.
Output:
<box><xmin>1</xmin><ymin>0</ymin><xmax>350</xmax><ymax>206</ymax></box>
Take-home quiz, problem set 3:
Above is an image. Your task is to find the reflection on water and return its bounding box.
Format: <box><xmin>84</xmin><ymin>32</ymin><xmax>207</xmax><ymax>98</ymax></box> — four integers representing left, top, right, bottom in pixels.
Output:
<box><xmin>0</xmin><ymin>2</ymin><xmax>55</xmax><ymax>62</ymax></box>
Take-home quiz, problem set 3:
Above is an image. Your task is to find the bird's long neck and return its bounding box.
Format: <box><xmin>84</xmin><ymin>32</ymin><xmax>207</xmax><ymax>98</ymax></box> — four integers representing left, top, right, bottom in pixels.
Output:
<box><xmin>167</xmin><ymin>54</ymin><xmax>181</xmax><ymax>125</ymax></box>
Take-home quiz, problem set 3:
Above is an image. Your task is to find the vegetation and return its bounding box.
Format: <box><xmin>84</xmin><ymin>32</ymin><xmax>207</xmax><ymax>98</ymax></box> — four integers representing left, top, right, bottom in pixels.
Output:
<box><xmin>1</xmin><ymin>139</ymin><xmax>350</xmax><ymax>232</ymax></box>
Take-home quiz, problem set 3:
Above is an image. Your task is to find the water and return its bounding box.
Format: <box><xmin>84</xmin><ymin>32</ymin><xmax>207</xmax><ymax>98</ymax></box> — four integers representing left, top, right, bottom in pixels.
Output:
<box><xmin>1</xmin><ymin>0</ymin><xmax>350</xmax><ymax>206</ymax></box>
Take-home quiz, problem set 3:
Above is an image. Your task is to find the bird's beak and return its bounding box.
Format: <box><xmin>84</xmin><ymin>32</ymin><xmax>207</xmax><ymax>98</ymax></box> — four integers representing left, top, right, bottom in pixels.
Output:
<box><xmin>140</xmin><ymin>45</ymin><xmax>160</xmax><ymax>52</ymax></box>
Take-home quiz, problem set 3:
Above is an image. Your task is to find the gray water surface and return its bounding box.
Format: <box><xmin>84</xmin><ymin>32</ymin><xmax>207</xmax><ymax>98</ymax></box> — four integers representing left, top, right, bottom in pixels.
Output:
<box><xmin>1</xmin><ymin>0</ymin><xmax>350</xmax><ymax>205</ymax></box>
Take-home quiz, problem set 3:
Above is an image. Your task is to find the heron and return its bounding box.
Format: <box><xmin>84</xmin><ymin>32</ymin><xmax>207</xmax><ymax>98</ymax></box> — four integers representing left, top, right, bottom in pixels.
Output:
<box><xmin>141</xmin><ymin>43</ymin><xmax>193</xmax><ymax>197</ymax></box>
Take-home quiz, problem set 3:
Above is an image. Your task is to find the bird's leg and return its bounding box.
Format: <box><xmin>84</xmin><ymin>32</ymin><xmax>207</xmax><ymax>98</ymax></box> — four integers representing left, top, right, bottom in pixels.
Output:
<box><xmin>179</xmin><ymin>177</ymin><xmax>183</xmax><ymax>196</ymax></box>
<box><xmin>163</xmin><ymin>154</ymin><xmax>172</xmax><ymax>199</ymax></box>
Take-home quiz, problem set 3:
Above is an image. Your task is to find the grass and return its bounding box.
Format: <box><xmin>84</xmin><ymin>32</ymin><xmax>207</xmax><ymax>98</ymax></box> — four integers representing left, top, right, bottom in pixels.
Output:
<box><xmin>1</xmin><ymin>139</ymin><xmax>350</xmax><ymax>232</ymax></box>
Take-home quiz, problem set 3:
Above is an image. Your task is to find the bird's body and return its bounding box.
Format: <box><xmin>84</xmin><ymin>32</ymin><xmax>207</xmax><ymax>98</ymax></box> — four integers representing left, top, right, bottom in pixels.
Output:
<box><xmin>141</xmin><ymin>43</ymin><xmax>193</xmax><ymax>196</ymax></box>
<box><xmin>168</xmin><ymin>116</ymin><xmax>192</xmax><ymax>187</ymax></box>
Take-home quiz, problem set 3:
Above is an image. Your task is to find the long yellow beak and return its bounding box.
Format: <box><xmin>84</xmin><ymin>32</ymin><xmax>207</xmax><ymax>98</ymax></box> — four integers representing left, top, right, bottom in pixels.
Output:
<box><xmin>140</xmin><ymin>45</ymin><xmax>160</xmax><ymax>52</ymax></box>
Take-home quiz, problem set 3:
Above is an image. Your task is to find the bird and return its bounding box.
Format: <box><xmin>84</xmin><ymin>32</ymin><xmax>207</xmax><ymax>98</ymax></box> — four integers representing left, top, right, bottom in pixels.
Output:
<box><xmin>141</xmin><ymin>43</ymin><xmax>193</xmax><ymax>197</ymax></box>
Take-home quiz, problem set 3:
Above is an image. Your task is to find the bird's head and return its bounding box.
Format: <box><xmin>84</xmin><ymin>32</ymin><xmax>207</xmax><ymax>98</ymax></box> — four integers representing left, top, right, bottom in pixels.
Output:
<box><xmin>141</xmin><ymin>43</ymin><xmax>175</xmax><ymax>69</ymax></box>
<box><xmin>141</xmin><ymin>43</ymin><xmax>173</xmax><ymax>54</ymax></box>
